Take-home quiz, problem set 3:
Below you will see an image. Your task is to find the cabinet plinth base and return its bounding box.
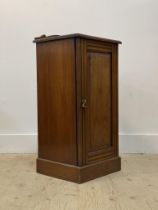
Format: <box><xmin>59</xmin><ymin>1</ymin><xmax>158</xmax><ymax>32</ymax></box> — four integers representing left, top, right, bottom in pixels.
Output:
<box><xmin>37</xmin><ymin>157</ymin><xmax>121</xmax><ymax>183</ymax></box>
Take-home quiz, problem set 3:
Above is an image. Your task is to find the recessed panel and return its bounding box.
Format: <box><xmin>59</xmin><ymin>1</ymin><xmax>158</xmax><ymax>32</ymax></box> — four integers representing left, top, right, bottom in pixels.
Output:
<box><xmin>86</xmin><ymin>51</ymin><xmax>112</xmax><ymax>157</ymax></box>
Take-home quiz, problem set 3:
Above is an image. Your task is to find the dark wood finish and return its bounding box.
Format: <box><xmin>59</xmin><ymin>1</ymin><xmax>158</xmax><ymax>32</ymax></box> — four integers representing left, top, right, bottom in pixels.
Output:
<box><xmin>34</xmin><ymin>33</ymin><xmax>121</xmax><ymax>183</ymax></box>
<box><xmin>34</xmin><ymin>33</ymin><xmax>122</xmax><ymax>44</ymax></box>
<box><xmin>36</xmin><ymin>39</ymin><xmax>77</xmax><ymax>165</ymax></box>
<box><xmin>83</xmin><ymin>41</ymin><xmax>119</xmax><ymax>164</ymax></box>
<box><xmin>37</xmin><ymin>157</ymin><xmax>121</xmax><ymax>183</ymax></box>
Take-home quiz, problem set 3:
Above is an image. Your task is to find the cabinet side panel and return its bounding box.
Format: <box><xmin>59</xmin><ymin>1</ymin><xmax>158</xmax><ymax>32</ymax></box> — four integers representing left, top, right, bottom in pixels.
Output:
<box><xmin>36</xmin><ymin>39</ymin><xmax>77</xmax><ymax>165</ymax></box>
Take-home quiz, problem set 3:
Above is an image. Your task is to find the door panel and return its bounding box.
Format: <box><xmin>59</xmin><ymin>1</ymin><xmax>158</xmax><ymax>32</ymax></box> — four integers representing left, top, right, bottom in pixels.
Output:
<box><xmin>83</xmin><ymin>41</ymin><xmax>117</xmax><ymax>164</ymax></box>
<box><xmin>87</xmin><ymin>52</ymin><xmax>112</xmax><ymax>149</ymax></box>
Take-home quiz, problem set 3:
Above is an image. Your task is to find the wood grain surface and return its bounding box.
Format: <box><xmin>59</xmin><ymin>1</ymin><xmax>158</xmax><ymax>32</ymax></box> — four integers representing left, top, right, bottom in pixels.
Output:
<box><xmin>37</xmin><ymin>39</ymin><xmax>77</xmax><ymax>165</ymax></box>
<box><xmin>35</xmin><ymin>34</ymin><xmax>121</xmax><ymax>182</ymax></box>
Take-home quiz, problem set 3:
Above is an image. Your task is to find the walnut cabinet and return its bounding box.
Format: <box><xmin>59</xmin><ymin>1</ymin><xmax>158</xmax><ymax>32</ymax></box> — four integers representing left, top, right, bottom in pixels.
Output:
<box><xmin>34</xmin><ymin>33</ymin><xmax>122</xmax><ymax>183</ymax></box>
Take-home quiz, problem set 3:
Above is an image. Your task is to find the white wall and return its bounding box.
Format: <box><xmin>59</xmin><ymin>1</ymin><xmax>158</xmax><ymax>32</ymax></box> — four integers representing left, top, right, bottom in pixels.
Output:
<box><xmin>0</xmin><ymin>0</ymin><xmax>158</xmax><ymax>153</ymax></box>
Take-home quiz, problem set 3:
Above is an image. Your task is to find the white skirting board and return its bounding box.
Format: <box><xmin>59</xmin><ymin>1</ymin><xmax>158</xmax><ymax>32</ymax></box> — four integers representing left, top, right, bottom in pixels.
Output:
<box><xmin>119</xmin><ymin>133</ymin><xmax>158</xmax><ymax>154</ymax></box>
<box><xmin>0</xmin><ymin>134</ymin><xmax>37</xmax><ymax>153</ymax></box>
<box><xmin>0</xmin><ymin>133</ymin><xmax>158</xmax><ymax>153</ymax></box>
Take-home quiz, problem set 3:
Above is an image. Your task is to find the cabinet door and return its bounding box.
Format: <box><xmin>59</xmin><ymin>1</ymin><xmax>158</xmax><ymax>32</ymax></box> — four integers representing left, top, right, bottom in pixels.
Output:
<box><xmin>82</xmin><ymin>40</ymin><xmax>118</xmax><ymax>164</ymax></box>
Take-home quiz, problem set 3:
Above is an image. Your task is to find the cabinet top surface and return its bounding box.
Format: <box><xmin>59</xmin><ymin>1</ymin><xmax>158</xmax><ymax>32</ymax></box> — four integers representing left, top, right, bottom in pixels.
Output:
<box><xmin>33</xmin><ymin>33</ymin><xmax>122</xmax><ymax>44</ymax></box>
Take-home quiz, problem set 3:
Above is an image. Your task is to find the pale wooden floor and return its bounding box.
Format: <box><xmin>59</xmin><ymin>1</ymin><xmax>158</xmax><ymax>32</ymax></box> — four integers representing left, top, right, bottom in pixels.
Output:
<box><xmin>0</xmin><ymin>154</ymin><xmax>158</xmax><ymax>210</ymax></box>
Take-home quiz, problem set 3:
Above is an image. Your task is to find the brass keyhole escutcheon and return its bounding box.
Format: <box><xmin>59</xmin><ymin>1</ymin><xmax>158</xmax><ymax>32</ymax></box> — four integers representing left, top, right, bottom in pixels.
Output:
<box><xmin>81</xmin><ymin>98</ymin><xmax>87</xmax><ymax>108</ymax></box>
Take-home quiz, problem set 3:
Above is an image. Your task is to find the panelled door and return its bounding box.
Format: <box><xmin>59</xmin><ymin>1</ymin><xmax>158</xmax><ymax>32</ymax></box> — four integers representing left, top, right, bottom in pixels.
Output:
<box><xmin>81</xmin><ymin>40</ymin><xmax>118</xmax><ymax>164</ymax></box>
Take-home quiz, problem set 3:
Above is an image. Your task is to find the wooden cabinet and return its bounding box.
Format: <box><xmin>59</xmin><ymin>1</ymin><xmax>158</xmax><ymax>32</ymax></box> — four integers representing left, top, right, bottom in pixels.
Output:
<box><xmin>34</xmin><ymin>33</ymin><xmax>121</xmax><ymax>183</ymax></box>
